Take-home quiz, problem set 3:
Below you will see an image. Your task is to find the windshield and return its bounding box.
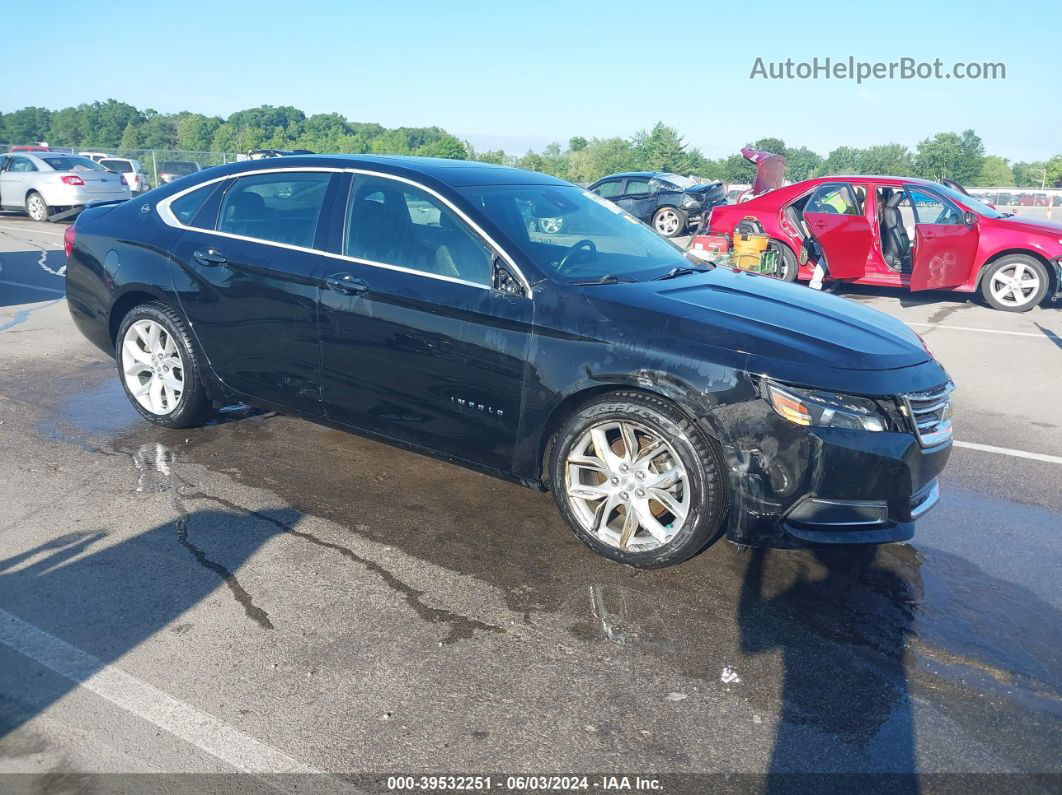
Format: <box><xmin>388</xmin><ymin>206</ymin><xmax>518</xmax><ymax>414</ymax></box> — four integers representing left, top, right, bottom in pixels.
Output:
<box><xmin>656</xmin><ymin>173</ymin><xmax>697</xmax><ymax>190</ymax></box>
<box><xmin>459</xmin><ymin>184</ymin><xmax>692</xmax><ymax>283</ymax></box>
<box><xmin>935</xmin><ymin>183</ymin><xmax>1003</xmax><ymax>218</ymax></box>
<box><xmin>40</xmin><ymin>156</ymin><xmax>104</xmax><ymax>172</ymax></box>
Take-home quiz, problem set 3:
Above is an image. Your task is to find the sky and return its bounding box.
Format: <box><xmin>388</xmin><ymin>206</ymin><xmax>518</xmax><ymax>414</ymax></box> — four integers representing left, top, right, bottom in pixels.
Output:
<box><xmin>2</xmin><ymin>0</ymin><xmax>1059</xmax><ymax>161</ymax></box>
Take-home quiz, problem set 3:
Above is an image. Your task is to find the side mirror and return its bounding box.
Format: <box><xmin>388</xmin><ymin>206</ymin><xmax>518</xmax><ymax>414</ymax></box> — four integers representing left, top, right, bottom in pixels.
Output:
<box><xmin>492</xmin><ymin>256</ymin><xmax>526</xmax><ymax>297</ymax></box>
<box><xmin>964</xmin><ymin>210</ymin><xmax>977</xmax><ymax>225</ymax></box>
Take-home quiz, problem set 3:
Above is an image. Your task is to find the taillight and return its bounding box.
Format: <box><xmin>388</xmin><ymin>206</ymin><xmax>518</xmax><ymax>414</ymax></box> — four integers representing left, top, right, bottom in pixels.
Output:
<box><xmin>119</xmin><ymin>175</ymin><xmax>128</xmax><ymax>186</ymax></box>
<box><xmin>64</xmin><ymin>225</ymin><xmax>76</xmax><ymax>259</ymax></box>
<box><xmin>61</xmin><ymin>175</ymin><xmax>85</xmax><ymax>186</ymax></box>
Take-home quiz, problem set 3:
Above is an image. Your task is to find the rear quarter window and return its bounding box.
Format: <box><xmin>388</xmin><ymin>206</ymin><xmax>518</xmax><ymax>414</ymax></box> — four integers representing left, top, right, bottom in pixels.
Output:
<box><xmin>170</xmin><ymin>184</ymin><xmax>215</xmax><ymax>225</ymax></box>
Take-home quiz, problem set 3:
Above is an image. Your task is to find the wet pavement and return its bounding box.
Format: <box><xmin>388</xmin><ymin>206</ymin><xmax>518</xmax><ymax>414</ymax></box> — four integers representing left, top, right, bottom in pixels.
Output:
<box><xmin>0</xmin><ymin>219</ymin><xmax>1060</xmax><ymax>787</ymax></box>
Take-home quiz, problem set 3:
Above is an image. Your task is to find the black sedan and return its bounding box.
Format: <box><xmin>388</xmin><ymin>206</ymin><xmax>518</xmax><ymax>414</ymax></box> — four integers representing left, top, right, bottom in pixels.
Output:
<box><xmin>586</xmin><ymin>171</ymin><xmax>726</xmax><ymax>237</ymax></box>
<box><xmin>66</xmin><ymin>155</ymin><xmax>952</xmax><ymax>568</ymax></box>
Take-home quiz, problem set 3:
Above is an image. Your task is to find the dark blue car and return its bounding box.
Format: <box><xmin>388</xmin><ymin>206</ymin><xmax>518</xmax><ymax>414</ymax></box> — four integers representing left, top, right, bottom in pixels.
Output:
<box><xmin>587</xmin><ymin>171</ymin><xmax>726</xmax><ymax>237</ymax></box>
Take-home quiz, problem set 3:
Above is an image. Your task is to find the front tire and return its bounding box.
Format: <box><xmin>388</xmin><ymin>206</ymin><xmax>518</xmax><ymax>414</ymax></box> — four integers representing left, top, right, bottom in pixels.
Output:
<box><xmin>26</xmin><ymin>191</ymin><xmax>50</xmax><ymax>222</ymax></box>
<box><xmin>115</xmin><ymin>302</ymin><xmax>213</xmax><ymax>428</ymax></box>
<box><xmin>548</xmin><ymin>391</ymin><xmax>728</xmax><ymax>568</ymax></box>
<box><xmin>652</xmin><ymin>206</ymin><xmax>687</xmax><ymax>238</ymax></box>
<box><xmin>981</xmin><ymin>255</ymin><xmax>1048</xmax><ymax>312</ymax></box>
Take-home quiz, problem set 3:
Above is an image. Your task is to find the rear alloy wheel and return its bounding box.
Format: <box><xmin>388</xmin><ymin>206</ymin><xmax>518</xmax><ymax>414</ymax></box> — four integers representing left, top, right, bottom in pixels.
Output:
<box><xmin>549</xmin><ymin>391</ymin><xmax>727</xmax><ymax>568</ymax></box>
<box><xmin>652</xmin><ymin>206</ymin><xmax>686</xmax><ymax>238</ymax></box>
<box><xmin>981</xmin><ymin>256</ymin><xmax>1048</xmax><ymax>312</ymax></box>
<box><xmin>116</xmin><ymin>303</ymin><xmax>213</xmax><ymax>428</ymax></box>
<box><xmin>26</xmin><ymin>192</ymin><xmax>50</xmax><ymax>222</ymax></box>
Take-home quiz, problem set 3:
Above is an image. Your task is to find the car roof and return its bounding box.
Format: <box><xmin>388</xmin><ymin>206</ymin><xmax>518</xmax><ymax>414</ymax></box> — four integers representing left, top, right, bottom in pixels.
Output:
<box><xmin>810</xmin><ymin>175</ymin><xmax>942</xmax><ymax>188</ymax></box>
<box><xmin>188</xmin><ymin>154</ymin><xmax>570</xmax><ymax>188</ymax></box>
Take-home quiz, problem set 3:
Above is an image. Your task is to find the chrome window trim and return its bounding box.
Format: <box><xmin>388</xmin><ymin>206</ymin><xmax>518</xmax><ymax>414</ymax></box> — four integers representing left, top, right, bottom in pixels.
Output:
<box><xmin>155</xmin><ymin>165</ymin><xmax>532</xmax><ymax>296</ymax></box>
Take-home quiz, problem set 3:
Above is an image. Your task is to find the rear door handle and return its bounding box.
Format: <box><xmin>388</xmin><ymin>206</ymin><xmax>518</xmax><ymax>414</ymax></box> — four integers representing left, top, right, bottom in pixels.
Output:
<box><xmin>325</xmin><ymin>273</ymin><xmax>368</xmax><ymax>295</ymax></box>
<box><xmin>193</xmin><ymin>247</ymin><xmax>228</xmax><ymax>266</ymax></box>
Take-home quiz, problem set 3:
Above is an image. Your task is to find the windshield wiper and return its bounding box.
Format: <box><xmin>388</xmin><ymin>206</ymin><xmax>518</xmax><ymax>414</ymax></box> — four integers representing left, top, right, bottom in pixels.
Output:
<box><xmin>653</xmin><ymin>265</ymin><xmax>707</xmax><ymax>281</ymax></box>
<box><xmin>572</xmin><ymin>274</ymin><xmax>637</xmax><ymax>286</ymax></box>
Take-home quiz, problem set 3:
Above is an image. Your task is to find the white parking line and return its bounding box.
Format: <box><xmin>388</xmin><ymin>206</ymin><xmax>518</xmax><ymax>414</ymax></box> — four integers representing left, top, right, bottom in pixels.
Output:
<box><xmin>0</xmin><ymin>224</ymin><xmax>66</xmax><ymax>237</ymax></box>
<box><xmin>0</xmin><ymin>280</ymin><xmax>65</xmax><ymax>294</ymax></box>
<box><xmin>0</xmin><ymin>607</ymin><xmax>329</xmax><ymax>780</ymax></box>
<box><xmin>954</xmin><ymin>440</ymin><xmax>1062</xmax><ymax>465</ymax></box>
<box><xmin>909</xmin><ymin>322</ymin><xmax>1055</xmax><ymax>339</ymax></box>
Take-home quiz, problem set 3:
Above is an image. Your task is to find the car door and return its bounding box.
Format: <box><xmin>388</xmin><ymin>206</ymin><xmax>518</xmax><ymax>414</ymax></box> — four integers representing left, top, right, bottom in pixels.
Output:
<box><xmin>166</xmin><ymin>169</ymin><xmax>339</xmax><ymax>413</ymax></box>
<box><xmin>802</xmin><ymin>182</ymin><xmax>872</xmax><ymax>279</ymax></box>
<box><xmin>316</xmin><ymin>173</ymin><xmax>532</xmax><ymax>472</ymax></box>
<box><xmin>3</xmin><ymin>155</ymin><xmax>37</xmax><ymax>207</ymax></box>
<box><xmin>591</xmin><ymin>178</ymin><xmax>625</xmax><ymax>204</ymax></box>
<box><xmin>615</xmin><ymin>177</ymin><xmax>655</xmax><ymax>221</ymax></box>
<box><xmin>906</xmin><ymin>186</ymin><xmax>979</xmax><ymax>291</ymax></box>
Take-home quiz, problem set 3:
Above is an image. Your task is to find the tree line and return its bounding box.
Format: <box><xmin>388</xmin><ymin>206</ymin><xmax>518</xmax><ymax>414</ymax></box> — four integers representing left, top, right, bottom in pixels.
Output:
<box><xmin>2</xmin><ymin>99</ymin><xmax>1059</xmax><ymax>188</ymax></box>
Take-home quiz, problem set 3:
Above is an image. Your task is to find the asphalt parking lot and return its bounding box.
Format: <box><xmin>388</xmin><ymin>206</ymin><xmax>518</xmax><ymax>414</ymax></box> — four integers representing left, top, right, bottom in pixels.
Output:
<box><xmin>0</xmin><ymin>216</ymin><xmax>1059</xmax><ymax>789</ymax></box>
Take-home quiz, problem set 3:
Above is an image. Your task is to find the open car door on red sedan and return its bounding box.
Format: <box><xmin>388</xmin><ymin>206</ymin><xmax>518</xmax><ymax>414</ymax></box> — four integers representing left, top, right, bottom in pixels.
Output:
<box><xmin>906</xmin><ymin>186</ymin><xmax>979</xmax><ymax>291</ymax></box>
<box><xmin>802</xmin><ymin>182</ymin><xmax>872</xmax><ymax>280</ymax></box>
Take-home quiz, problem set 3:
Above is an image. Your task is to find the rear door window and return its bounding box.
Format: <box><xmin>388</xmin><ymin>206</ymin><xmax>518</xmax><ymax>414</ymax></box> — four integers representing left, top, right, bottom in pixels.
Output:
<box><xmin>593</xmin><ymin>180</ymin><xmax>624</xmax><ymax>198</ymax></box>
<box><xmin>806</xmin><ymin>183</ymin><xmax>861</xmax><ymax>215</ymax></box>
<box><xmin>218</xmin><ymin>172</ymin><xmax>332</xmax><ymax>248</ymax></box>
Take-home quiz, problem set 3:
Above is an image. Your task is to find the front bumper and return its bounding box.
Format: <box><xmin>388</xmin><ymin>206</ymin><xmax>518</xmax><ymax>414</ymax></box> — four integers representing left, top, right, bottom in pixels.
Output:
<box><xmin>715</xmin><ymin>399</ymin><xmax>951</xmax><ymax>548</ymax></box>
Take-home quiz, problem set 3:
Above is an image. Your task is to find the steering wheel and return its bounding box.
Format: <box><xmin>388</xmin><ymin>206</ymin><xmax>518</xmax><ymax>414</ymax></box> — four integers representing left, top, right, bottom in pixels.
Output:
<box><xmin>558</xmin><ymin>239</ymin><xmax>597</xmax><ymax>271</ymax></box>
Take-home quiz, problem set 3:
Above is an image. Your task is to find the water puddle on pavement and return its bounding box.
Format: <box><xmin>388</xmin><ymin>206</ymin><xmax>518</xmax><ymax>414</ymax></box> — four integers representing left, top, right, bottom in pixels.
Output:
<box><xmin>12</xmin><ymin>357</ymin><xmax>1061</xmax><ymax>764</ymax></box>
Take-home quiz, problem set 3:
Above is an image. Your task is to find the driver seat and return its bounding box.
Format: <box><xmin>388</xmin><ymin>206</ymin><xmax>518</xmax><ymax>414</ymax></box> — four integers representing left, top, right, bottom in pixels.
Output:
<box><xmin>880</xmin><ymin>192</ymin><xmax>911</xmax><ymax>270</ymax></box>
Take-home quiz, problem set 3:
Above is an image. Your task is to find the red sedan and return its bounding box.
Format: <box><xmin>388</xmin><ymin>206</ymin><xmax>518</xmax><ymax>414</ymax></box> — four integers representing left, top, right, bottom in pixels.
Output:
<box><xmin>702</xmin><ymin>171</ymin><xmax>1062</xmax><ymax>312</ymax></box>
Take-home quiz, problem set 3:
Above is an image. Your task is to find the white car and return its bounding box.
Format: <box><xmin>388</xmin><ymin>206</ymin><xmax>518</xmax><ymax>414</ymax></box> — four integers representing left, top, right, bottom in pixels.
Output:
<box><xmin>98</xmin><ymin>156</ymin><xmax>150</xmax><ymax>195</ymax></box>
<box><xmin>79</xmin><ymin>151</ymin><xmax>112</xmax><ymax>162</ymax></box>
<box><xmin>0</xmin><ymin>152</ymin><xmax>131</xmax><ymax>222</ymax></box>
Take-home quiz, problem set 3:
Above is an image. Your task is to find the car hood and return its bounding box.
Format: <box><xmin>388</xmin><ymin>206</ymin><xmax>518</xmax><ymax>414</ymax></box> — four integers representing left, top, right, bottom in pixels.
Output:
<box><xmin>994</xmin><ymin>215</ymin><xmax>1062</xmax><ymax>236</ymax></box>
<box><xmin>598</xmin><ymin>267</ymin><xmax>932</xmax><ymax>373</ymax></box>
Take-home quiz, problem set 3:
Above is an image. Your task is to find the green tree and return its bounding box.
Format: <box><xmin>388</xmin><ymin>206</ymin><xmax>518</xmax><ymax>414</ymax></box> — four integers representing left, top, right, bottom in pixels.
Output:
<box><xmin>177</xmin><ymin>113</ymin><xmax>222</xmax><ymax>151</ymax></box>
<box><xmin>637</xmin><ymin>122</ymin><xmax>697</xmax><ymax>173</ymax></box>
<box><xmin>568</xmin><ymin>137</ymin><xmax>642</xmax><ymax>183</ymax></box>
<box><xmin>120</xmin><ymin>121</ymin><xmax>142</xmax><ymax>149</ymax></box>
<box><xmin>3</xmin><ymin>106</ymin><xmax>53</xmax><ymax>144</ymax></box>
<box><xmin>914</xmin><ymin>131</ymin><xmax>984</xmax><ymax>184</ymax></box>
<box><xmin>568</xmin><ymin>136</ymin><xmax>588</xmax><ymax>152</ymax></box>
<box><xmin>1044</xmin><ymin>155</ymin><xmax>1062</xmax><ymax>188</ymax></box>
<box><xmin>416</xmin><ymin>134</ymin><xmax>467</xmax><ymax>159</ymax></box>
<box><xmin>720</xmin><ymin>153</ymin><xmax>755</xmax><ymax>183</ymax></box>
<box><xmin>823</xmin><ymin>146</ymin><xmax>863</xmax><ymax>175</ymax></box>
<box><xmin>858</xmin><ymin>143</ymin><xmax>913</xmax><ymax>176</ymax></box>
<box><xmin>48</xmin><ymin>107</ymin><xmax>83</xmax><ymax>146</ymax></box>
<box><xmin>517</xmin><ymin>150</ymin><xmax>545</xmax><ymax>171</ymax></box>
<box><xmin>784</xmin><ymin>146</ymin><xmax>824</xmax><ymax>181</ymax></box>
<box><xmin>752</xmin><ymin>137</ymin><xmax>786</xmax><ymax>155</ymax></box>
<box><xmin>973</xmin><ymin>155</ymin><xmax>1014</xmax><ymax>187</ymax></box>
<box><xmin>468</xmin><ymin>146</ymin><xmax>508</xmax><ymax>165</ymax></box>
<box><xmin>1012</xmin><ymin>161</ymin><xmax>1046</xmax><ymax>188</ymax></box>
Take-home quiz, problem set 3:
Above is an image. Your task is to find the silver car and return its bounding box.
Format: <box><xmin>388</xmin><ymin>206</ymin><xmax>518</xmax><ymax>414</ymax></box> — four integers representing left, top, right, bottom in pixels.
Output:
<box><xmin>0</xmin><ymin>152</ymin><xmax>131</xmax><ymax>222</ymax></box>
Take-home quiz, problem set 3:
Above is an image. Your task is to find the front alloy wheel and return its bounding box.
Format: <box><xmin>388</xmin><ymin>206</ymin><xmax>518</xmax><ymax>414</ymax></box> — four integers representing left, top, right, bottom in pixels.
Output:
<box><xmin>982</xmin><ymin>256</ymin><xmax>1048</xmax><ymax>312</ymax></box>
<box><xmin>549</xmin><ymin>391</ymin><xmax>727</xmax><ymax>568</ymax></box>
<box><xmin>566</xmin><ymin>419</ymin><xmax>690</xmax><ymax>552</ymax></box>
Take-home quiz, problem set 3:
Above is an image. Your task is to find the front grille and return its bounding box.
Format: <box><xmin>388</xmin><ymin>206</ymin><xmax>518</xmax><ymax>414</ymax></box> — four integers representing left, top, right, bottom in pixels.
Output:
<box><xmin>902</xmin><ymin>383</ymin><xmax>954</xmax><ymax>447</ymax></box>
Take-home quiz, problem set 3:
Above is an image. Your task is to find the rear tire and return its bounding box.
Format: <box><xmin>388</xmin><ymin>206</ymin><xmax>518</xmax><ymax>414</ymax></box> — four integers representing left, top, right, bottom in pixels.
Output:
<box><xmin>769</xmin><ymin>240</ymin><xmax>799</xmax><ymax>282</ymax></box>
<box><xmin>115</xmin><ymin>302</ymin><xmax>213</xmax><ymax>428</ymax></box>
<box><xmin>652</xmin><ymin>206</ymin><xmax>687</xmax><ymax>238</ymax></box>
<box><xmin>26</xmin><ymin>191</ymin><xmax>49</xmax><ymax>222</ymax></box>
<box><xmin>548</xmin><ymin>391</ymin><xmax>728</xmax><ymax>568</ymax></box>
<box><xmin>981</xmin><ymin>255</ymin><xmax>1048</xmax><ymax>312</ymax></box>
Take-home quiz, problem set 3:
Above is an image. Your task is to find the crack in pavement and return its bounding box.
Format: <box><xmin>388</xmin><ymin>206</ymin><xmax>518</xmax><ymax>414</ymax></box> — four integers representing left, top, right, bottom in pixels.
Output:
<box><xmin>0</xmin><ymin>228</ymin><xmax>66</xmax><ymax>277</ymax></box>
<box><xmin>131</xmin><ymin>443</ymin><xmax>274</xmax><ymax>630</ymax></box>
<box><xmin>0</xmin><ymin>299</ymin><xmax>63</xmax><ymax>332</ymax></box>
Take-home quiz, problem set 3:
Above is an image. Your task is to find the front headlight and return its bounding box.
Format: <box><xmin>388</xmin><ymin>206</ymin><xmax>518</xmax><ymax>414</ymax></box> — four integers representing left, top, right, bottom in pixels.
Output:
<box><xmin>765</xmin><ymin>381</ymin><xmax>886</xmax><ymax>432</ymax></box>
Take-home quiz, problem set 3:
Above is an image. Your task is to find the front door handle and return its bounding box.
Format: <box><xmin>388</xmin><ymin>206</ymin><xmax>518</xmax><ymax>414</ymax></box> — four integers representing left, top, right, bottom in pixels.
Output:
<box><xmin>325</xmin><ymin>273</ymin><xmax>368</xmax><ymax>295</ymax></box>
<box><xmin>810</xmin><ymin>220</ymin><xmax>828</xmax><ymax>229</ymax></box>
<box><xmin>193</xmin><ymin>247</ymin><xmax>228</xmax><ymax>266</ymax></box>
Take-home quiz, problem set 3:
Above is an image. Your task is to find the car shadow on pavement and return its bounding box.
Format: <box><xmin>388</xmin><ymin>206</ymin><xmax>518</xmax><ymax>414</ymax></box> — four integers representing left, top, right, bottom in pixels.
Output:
<box><xmin>1036</xmin><ymin>323</ymin><xmax>1062</xmax><ymax>351</ymax></box>
<box><xmin>0</xmin><ymin>508</ymin><xmax>298</xmax><ymax>741</ymax></box>
<box><xmin>739</xmin><ymin>546</ymin><xmax>919</xmax><ymax>789</ymax></box>
<box><xmin>0</xmin><ymin>251</ymin><xmax>67</xmax><ymax>309</ymax></box>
